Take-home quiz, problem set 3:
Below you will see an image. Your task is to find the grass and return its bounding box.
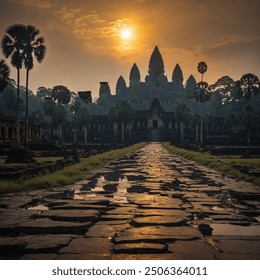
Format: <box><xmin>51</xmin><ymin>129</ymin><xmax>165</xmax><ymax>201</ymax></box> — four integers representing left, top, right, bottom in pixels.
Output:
<box><xmin>0</xmin><ymin>156</ymin><xmax>63</xmax><ymax>165</ymax></box>
<box><xmin>0</xmin><ymin>143</ymin><xmax>146</xmax><ymax>194</ymax></box>
<box><xmin>163</xmin><ymin>142</ymin><xmax>260</xmax><ymax>186</ymax></box>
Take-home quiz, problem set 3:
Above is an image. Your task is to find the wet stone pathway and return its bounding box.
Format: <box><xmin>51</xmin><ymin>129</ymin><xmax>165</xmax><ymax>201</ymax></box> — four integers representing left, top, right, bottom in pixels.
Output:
<box><xmin>0</xmin><ymin>143</ymin><xmax>260</xmax><ymax>260</ymax></box>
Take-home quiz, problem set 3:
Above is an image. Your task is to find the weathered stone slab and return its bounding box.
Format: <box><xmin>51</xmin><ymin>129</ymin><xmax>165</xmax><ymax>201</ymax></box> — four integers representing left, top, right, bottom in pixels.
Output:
<box><xmin>0</xmin><ymin>234</ymin><xmax>73</xmax><ymax>255</ymax></box>
<box><xmin>106</xmin><ymin>207</ymin><xmax>138</xmax><ymax>215</ymax></box>
<box><xmin>38</xmin><ymin>210</ymin><xmax>100</xmax><ymax>222</ymax></box>
<box><xmin>59</xmin><ymin>237</ymin><xmax>112</xmax><ymax>254</ymax></box>
<box><xmin>1</xmin><ymin>218</ymin><xmax>92</xmax><ymax>235</ymax></box>
<box><xmin>22</xmin><ymin>234</ymin><xmax>73</xmax><ymax>252</ymax></box>
<box><xmin>51</xmin><ymin>202</ymin><xmax>107</xmax><ymax>210</ymax></box>
<box><xmin>168</xmin><ymin>240</ymin><xmax>216</xmax><ymax>259</ymax></box>
<box><xmin>113</xmin><ymin>243</ymin><xmax>168</xmax><ymax>254</ymax></box>
<box><xmin>213</xmin><ymin>239</ymin><xmax>260</xmax><ymax>255</ymax></box>
<box><xmin>131</xmin><ymin>216</ymin><xmax>187</xmax><ymax>227</ymax></box>
<box><xmin>100</xmin><ymin>214</ymin><xmax>135</xmax><ymax>221</ymax></box>
<box><xmin>114</xmin><ymin>226</ymin><xmax>202</xmax><ymax>243</ymax></box>
<box><xmin>85</xmin><ymin>225</ymin><xmax>116</xmax><ymax>238</ymax></box>
<box><xmin>0</xmin><ymin>237</ymin><xmax>28</xmax><ymax>254</ymax></box>
<box><xmin>135</xmin><ymin>209</ymin><xmax>192</xmax><ymax>218</ymax></box>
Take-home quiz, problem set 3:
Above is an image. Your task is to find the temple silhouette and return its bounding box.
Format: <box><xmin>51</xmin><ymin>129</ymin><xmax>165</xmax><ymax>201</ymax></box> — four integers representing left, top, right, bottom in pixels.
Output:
<box><xmin>84</xmin><ymin>46</ymin><xmax>209</xmax><ymax>143</ymax></box>
<box><xmin>96</xmin><ymin>46</ymin><xmax>194</xmax><ymax>112</ymax></box>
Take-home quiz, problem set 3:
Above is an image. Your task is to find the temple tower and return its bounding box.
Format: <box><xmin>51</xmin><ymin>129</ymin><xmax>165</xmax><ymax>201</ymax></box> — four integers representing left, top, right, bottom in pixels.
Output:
<box><xmin>172</xmin><ymin>63</ymin><xmax>184</xmax><ymax>89</ymax></box>
<box><xmin>129</xmin><ymin>63</ymin><xmax>141</xmax><ymax>87</ymax></box>
<box><xmin>99</xmin><ymin>82</ymin><xmax>111</xmax><ymax>97</ymax></box>
<box><xmin>116</xmin><ymin>76</ymin><xmax>127</xmax><ymax>95</ymax></box>
<box><xmin>148</xmin><ymin>46</ymin><xmax>165</xmax><ymax>78</ymax></box>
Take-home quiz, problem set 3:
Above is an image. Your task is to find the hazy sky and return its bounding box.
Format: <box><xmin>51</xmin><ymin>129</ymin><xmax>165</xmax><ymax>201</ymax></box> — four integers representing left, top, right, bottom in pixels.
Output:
<box><xmin>0</xmin><ymin>0</ymin><xmax>259</xmax><ymax>99</ymax></box>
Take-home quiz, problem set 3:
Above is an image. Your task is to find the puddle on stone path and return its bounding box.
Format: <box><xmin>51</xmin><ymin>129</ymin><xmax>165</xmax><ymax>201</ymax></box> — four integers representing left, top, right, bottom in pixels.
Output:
<box><xmin>112</xmin><ymin>176</ymin><xmax>129</xmax><ymax>204</ymax></box>
<box><xmin>26</xmin><ymin>204</ymin><xmax>49</xmax><ymax>211</ymax></box>
<box><xmin>27</xmin><ymin>204</ymin><xmax>50</xmax><ymax>211</ymax></box>
<box><xmin>210</xmin><ymin>223</ymin><xmax>260</xmax><ymax>236</ymax></box>
<box><xmin>74</xmin><ymin>175</ymin><xmax>130</xmax><ymax>203</ymax></box>
<box><xmin>211</xmin><ymin>206</ymin><xmax>229</xmax><ymax>211</ymax></box>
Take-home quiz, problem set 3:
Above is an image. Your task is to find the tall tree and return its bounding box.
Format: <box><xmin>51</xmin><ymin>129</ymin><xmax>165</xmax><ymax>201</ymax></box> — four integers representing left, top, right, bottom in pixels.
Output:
<box><xmin>175</xmin><ymin>102</ymin><xmax>191</xmax><ymax>144</ymax></box>
<box><xmin>210</xmin><ymin>76</ymin><xmax>235</xmax><ymax>105</ymax></box>
<box><xmin>240</xmin><ymin>73</ymin><xmax>259</xmax><ymax>104</ymax></box>
<box><xmin>239</xmin><ymin>74</ymin><xmax>259</xmax><ymax>155</ymax></box>
<box><xmin>197</xmin><ymin>61</ymin><xmax>207</xmax><ymax>82</ymax></box>
<box><xmin>0</xmin><ymin>59</ymin><xmax>10</xmax><ymax>92</ymax></box>
<box><xmin>52</xmin><ymin>85</ymin><xmax>71</xmax><ymax>105</ymax></box>
<box><xmin>1</xmin><ymin>24</ymin><xmax>26</xmax><ymax>146</ymax></box>
<box><xmin>194</xmin><ymin>81</ymin><xmax>211</xmax><ymax>144</ymax></box>
<box><xmin>23</xmin><ymin>25</ymin><xmax>46</xmax><ymax>147</ymax></box>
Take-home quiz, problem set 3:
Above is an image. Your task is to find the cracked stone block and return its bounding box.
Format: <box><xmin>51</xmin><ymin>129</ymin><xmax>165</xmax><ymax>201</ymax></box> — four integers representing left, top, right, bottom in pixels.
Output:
<box><xmin>167</xmin><ymin>240</ymin><xmax>216</xmax><ymax>259</ymax></box>
<box><xmin>59</xmin><ymin>237</ymin><xmax>113</xmax><ymax>254</ymax></box>
<box><xmin>113</xmin><ymin>242</ymin><xmax>168</xmax><ymax>254</ymax></box>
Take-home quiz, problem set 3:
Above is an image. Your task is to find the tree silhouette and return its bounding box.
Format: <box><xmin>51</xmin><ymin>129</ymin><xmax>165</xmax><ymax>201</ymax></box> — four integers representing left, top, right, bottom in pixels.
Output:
<box><xmin>239</xmin><ymin>74</ymin><xmax>259</xmax><ymax>155</ymax></box>
<box><xmin>197</xmin><ymin>61</ymin><xmax>207</xmax><ymax>82</ymax></box>
<box><xmin>175</xmin><ymin>102</ymin><xmax>191</xmax><ymax>144</ymax></box>
<box><xmin>52</xmin><ymin>85</ymin><xmax>71</xmax><ymax>105</ymax></box>
<box><xmin>194</xmin><ymin>81</ymin><xmax>211</xmax><ymax>144</ymax></box>
<box><xmin>23</xmin><ymin>25</ymin><xmax>46</xmax><ymax>147</ymax></box>
<box><xmin>0</xmin><ymin>59</ymin><xmax>10</xmax><ymax>92</ymax></box>
<box><xmin>240</xmin><ymin>73</ymin><xmax>259</xmax><ymax>104</ymax></box>
<box><xmin>1</xmin><ymin>24</ymin><xmax>26</xmax><ymax>146</ymax></box>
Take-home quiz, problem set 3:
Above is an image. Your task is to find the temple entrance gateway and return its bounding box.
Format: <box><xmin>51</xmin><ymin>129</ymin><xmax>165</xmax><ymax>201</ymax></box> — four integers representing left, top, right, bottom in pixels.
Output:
<box><xmin>153</xmin><ymin>120</ymin><xmax>158</xmax><ymax>129</ymax></box>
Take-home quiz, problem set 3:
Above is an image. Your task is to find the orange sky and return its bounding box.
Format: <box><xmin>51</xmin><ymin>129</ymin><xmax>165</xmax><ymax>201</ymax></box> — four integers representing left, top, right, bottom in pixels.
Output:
<box><xmin>1</xmin><ymin>0</ymin><xmax>260</xmax><ymax>99</ymax></box>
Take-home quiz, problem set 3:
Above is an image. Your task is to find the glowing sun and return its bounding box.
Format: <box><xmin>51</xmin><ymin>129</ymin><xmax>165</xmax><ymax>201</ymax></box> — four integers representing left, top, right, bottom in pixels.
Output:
<box><xmin>121</xmin><ymin>29</ymin><xmax>132</xmax><ymax>39</ymax></box>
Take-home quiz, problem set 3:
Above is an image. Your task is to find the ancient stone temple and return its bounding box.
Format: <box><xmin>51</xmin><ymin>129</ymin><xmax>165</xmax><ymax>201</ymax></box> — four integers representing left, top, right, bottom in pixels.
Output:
<box><xmin>85</xmin><ymin>46</ymin><xmax>211</xmax><ymax>143</ymax></box>
<box><xmin>96</xmin><ymin>45</ymin><xmax>190</xmax><ymax>113</ymax></box>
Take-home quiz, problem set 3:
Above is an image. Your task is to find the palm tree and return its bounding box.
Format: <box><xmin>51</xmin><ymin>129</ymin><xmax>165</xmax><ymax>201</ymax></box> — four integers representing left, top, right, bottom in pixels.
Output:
<box><xmin>23</xmin><ymin>25</ymin><xmax>46</xmax><ymax>147</ymax></box>
<box><xmin>0</xmin><ymin>59</ymin><xmax>10</xmax><ymax>92</ymax></box>
<box><xmin>240</xmin><ymin>73</ymin><xmax>259</xmax><ymax>104</ymax></box>
<box><xmin>197</xmin><ymin>61</ymin><xmax>207</xmax><ymax>82</ymax></box>
<box><xmin>1</xmin><ymin>24</ymin><xmax>26</xmax><ymax>146</ymax></box>
<box><xmin>194</xmin><ymin>81</ymin><xmax>211</xmax><ymax>144</ymax></box>
<box><xmin>175</xmin><ymin>102</ymin><xmax>191</xmax><ymax>144</ymax></box>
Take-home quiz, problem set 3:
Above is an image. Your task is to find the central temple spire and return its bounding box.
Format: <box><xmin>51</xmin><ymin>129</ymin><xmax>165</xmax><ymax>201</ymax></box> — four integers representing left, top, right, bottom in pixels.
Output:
<box><xmin>148</xmin><ymin>46</ymin><xmax>165</xmax><ymax>78</ymax></box>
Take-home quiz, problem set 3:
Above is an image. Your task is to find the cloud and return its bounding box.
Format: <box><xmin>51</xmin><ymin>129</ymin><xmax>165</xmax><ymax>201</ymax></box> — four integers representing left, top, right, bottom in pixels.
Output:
<box><xmin>10</xmin><ymin>0</ymin><xmax>53</xmax><ymax>9</ymax></box>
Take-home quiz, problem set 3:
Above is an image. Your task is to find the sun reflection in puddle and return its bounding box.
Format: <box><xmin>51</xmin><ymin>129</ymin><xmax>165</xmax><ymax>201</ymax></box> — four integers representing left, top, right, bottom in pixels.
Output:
<box><xmin>27</xmin><ymin>204</ymin><xmax>49</xmax><ymax>211</ymax></box>
<box><xmin>112</xmin><ymin>176</ymin><xmax>129</xmax><ymax>204</ymax></box>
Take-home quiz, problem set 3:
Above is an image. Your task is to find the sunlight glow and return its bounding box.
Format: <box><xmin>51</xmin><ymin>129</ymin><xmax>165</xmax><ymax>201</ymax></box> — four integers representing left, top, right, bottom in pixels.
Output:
<box><xmin>121</xmin><ymin>29</ymin><xmax>132</xmax><ymax>39</ymax></box>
